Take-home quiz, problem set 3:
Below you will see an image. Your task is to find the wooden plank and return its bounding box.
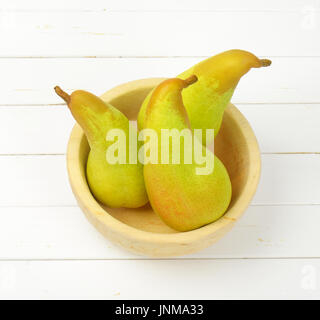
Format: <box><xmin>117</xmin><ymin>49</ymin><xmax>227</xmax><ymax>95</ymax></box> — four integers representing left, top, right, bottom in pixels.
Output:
<box><xmin>0</xmin><ymin>11</ymin><xmax>318</xmax><ymax>57</ymax></box>
<box><xmin>1</xmin><ymin>104</ymin><xmax>319</xmax><ymax>154</ymax></box>
<box><xmin>0</xmin><ymin>259</ymin><xmax>319</xmax><ymax>299</ymax></box>
<box><xmin>0</xmin><ymin>106</ymin><xmax>74</xmax><ymax>154</ymax></box>
<box><xmin>2</xmin><ymin>0</ymin><xmax>314</xmax><ymax>12</ymax></box>
<box><xmin>254</xmin><ymin>154</ymin><xmax>320</xmax><ymax>205</ymax></box>
<box><xmin>0</xmin><ymin>205</ymin><xmax>319</xmax><ymax>260</ymax></box>
<box><xmin>238</xmin><ymin>104</ymin><xmax>320</xmax><ymax>153</ymax></box>
<box><xmin>0</xmin><ymin>155</ymin><xmax>77</xmax><ymax>207</ymax></box>
<box><xmin>0</xmin><ymin>154</ymin><xmax>318</xmax><ymax>207</ymax></box>
<box><xmin>0</xmin><ymin>57</ymin><xmax>319</xmax><ymax>105</ymax></box>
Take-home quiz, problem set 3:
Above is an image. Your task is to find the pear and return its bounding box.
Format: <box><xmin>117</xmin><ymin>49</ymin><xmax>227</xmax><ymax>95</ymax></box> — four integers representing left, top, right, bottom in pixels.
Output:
<box><xmin>138</xmin><ymin>49</ymin><xmax>271</xmax><ymax>144</ymax></box>
<box><xmin>143</xmin><ymin>76</ymin><xmax>232</xmax><ymax>231</ymax></box>
<box><xmin>55</xmin><ymin>86</ymin><xmax>148</xmax><ymax>208</ymax></box>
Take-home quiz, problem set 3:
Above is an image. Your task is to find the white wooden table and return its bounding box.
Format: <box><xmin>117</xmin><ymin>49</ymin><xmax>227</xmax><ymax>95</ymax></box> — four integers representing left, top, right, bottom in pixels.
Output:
<box><xmin>0</xmin><ymin>0</ymin><xmax>319</xmax><ymax>299</ymax></box>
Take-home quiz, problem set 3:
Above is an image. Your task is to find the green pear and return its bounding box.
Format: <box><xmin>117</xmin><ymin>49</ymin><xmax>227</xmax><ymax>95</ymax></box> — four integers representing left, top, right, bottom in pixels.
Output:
<box><xmin>138</xmin><ymin>49</ymin><xmax>271</xmax><ymax>144</ymax></box>
<box><xmin>143</xmin><ymin>76</ymin><xmax>232</xmax><ymax>231</ymax></box>
<box><xmin>55</xmin><ymin>86</ymin><xmax>148</xmax><ymax>208</ymax></box>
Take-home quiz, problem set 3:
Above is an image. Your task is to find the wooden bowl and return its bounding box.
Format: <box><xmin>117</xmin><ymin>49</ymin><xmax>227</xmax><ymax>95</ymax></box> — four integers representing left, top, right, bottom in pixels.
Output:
<box><xmin>67</xmin><ymin>78</ymin><xmax>261</xmax><ymax>257</ymax></box>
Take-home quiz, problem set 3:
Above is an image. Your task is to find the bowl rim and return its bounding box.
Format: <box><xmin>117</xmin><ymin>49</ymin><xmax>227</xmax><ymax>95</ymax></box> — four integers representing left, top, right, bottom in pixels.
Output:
<box><xmin>67</xmin><ymin>78</ymin><xmax>261</xmax><ymax>245</ymax></box>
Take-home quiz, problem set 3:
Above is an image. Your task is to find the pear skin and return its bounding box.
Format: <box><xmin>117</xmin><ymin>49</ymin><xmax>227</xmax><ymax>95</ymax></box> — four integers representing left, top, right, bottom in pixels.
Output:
<box><xmin>55</xmin><ymin>87</ymin><xmax>148</xmax><ymax>208</ymax></box>
<box><xmin>143</xmin><ymin>76</ymin><xmax>232</xmax><ymax>231</ymax></box>
<box><xmin>138</xmin><ymin>49</ymin><xmax>271</xmax><ymax>144</ymax></box>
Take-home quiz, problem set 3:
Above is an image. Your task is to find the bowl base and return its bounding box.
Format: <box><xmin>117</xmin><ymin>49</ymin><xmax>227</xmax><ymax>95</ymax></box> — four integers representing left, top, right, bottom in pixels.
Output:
<box><xmin>104</xmin><ymin>203</ymin><xmax>177</xmax><ymax>234</ymax></box>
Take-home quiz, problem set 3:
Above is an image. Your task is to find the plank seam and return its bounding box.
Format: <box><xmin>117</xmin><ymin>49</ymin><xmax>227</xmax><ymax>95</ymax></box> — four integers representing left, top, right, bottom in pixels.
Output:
<box><xmin>0</xmin><ymin>152</ymin><xmax>319</xmax><ymax>157</ymax></box>
<box><xmin>1</xmin><ymin>56</ymin><xmax>320</xmax><ymax>59</ymax></box>
<box><xmin>2</xmin><ymin>9</ymin><xmax>320</xmax><ymax>14</ymax></box>
<box><xmin>0</xmin><ymin>203</ymin><xmax>319</xmax><ymax>209</ymax></box>
<box><xmin>1</xmin><ymin>102</ymin><xmax>320</xmax><ymax>107</ymax></box>
<box><xmin>1</xmin><ymin>257</ymin><xmax>320</xmax><ymax>262</ymax></box>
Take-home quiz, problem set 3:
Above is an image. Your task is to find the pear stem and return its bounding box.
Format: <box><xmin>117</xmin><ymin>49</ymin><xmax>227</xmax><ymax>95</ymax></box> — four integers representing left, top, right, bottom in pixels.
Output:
<box><xmin>260</xmin><ymin>59</ymin><xmax>272</xmax><ymax>67</ymax></box>
<box><xmin>184</xmin><ymin>75</ymin><xmax>198</xmax><ymax>87</ymax></box>
<box><xmin>54</xmin><ymin>86</ymin><xmax>71</xmax><ymax>104</ymax></box>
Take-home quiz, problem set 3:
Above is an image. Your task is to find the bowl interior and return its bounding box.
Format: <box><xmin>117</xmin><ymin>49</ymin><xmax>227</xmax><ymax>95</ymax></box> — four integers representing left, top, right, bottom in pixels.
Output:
<box><xmin>75</xmin><ymin>79</ymin><xmax>254</xmax><ymax>234</ymax></box>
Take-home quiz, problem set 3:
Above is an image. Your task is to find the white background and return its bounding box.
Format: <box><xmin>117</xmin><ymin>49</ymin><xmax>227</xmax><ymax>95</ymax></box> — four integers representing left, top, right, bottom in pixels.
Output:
<box><xmin>0</xmin><ymin>0</ymin><xmax>319</xmax><ymax>299</ymax></box>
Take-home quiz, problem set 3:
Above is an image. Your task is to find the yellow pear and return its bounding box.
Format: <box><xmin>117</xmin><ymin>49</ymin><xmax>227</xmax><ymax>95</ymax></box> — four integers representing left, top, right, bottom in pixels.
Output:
<box><xmin>55</xmin><ymin>86</ymin><xmax>148</xmax><ymax>208</ymax></box>
<box><xmin>138</xmin><ymin>49</ymin><xmax>271</xmax><ymax>144</ymax></box>
<box><xmin>143</xmin><ymin>76</ymin><xmax>232</xmax><ymax>231</ymax></box>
